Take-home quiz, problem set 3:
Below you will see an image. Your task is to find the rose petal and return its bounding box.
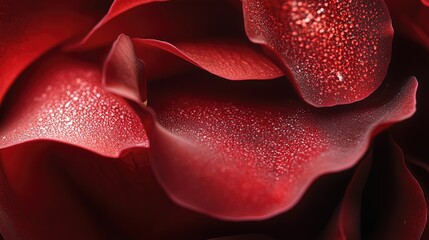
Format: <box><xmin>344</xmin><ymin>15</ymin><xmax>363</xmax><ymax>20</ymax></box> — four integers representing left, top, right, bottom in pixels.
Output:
<box><xmin>0</xmin><ymin>0</ymin><xmax>107</xmax><ymax>104</ymax></box>
<box><xmin>323</xmin><ymin>137</ymin><xmax>427</xmax><ymax>239</ymax></box>
<box><xmin>0</xmin><ymin>163</ymin><xmax>24</xmax><ymax>239</ymax></box>
<box><xmin>321</xmin><ymin>152</ymin><xmax>372</xmax><ymax>239</ymax></box>
<box><xmin>0</xmin><ymin>55</ymin><xmax>148</xmax><ymax>158</ymax></box>
<box><xmin>132</xmin><ymin>38</ymin><xmax>283</xmax><ymax>80</ymax></box>
<box><xmin>103</xmin><ymin>34</ymin><xmax>147</xmax><ymax>104</ymax></box>
<box><xmin>142</xmin><ymin>76</ymin><xmax>415</xmax><ymax>220</ymax></box>
<box><xmin>69</xmin><ymin>0</ymin><xmax>244</xmax><ymax>50</ymax></box>
<box><xmin>70</xmin><ymin>0</ymin><xmax>168</xmax><ymax>50</ymax></box>
<box><xmin>104</xmin><ymin>43</ymin><xmax>417</xmax><ymax>220</ymax></box>
<box><xmin>0</xmin><ymin>141</ymin><xmax>217</xmax><ymax>239</ymax></box>
<box><xmin>359</xmin><ymin>137</ymin><xmax>427</xmax><ymax>239</ymax></box>
<box><xmin>385</xmin><ymin>0</ymin><xmax>429</xmax><ymax>50</ymax></box>
<box><xmin>242</xmin><ymin>0</ymin><xmax>393</xmax><ymax>107</ymax></box>
<box><xmin>423</xmin><ymin>0</ymin><xmax>429</xmax><ymax>7</ymax></box>
<box><xmin>390</xmin><ymin>37</ymin><xmax>429</xmax><ymax>161</ymax></box>
<box><xmin>407</xmin><ymin>157</ymin><xmax>429</xmax><ymax>239</ymax></box>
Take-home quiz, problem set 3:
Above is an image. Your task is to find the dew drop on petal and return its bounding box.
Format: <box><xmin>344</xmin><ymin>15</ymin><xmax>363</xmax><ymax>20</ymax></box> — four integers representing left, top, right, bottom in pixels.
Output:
<box><xmin>243</xmin><ymin>0</ymin><xmax>393</xmax><ymax>106</ymax></box>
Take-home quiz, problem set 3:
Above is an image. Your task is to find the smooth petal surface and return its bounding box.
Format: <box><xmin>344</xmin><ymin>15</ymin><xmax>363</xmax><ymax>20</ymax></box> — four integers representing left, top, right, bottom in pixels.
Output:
<box><xmin>423</xmin><ymin>0</ymin><xmax>429</xmax><ymax>7</ymax></box>
<box><xmin>407</xmin><ymin>157</ymin><xmax>429</xmax><ymax>239</ymax></box>
<box><xmin>0</xmin><ymin>0</ymin><xmax>107</xmax><ymax>104</ymax></box>
<box><xmin>70</xmin><ymin>0</ymin><xmax>244</xmax><ymax>50</ymax></box>
<box><xmin>385</xmin><ymin>0</ymin><xmax>429</xmax><ymax>50</ymax></box>
<box><xmin>103</xmin><ymin>34</ymin><xmax>147</xmax><ymax>104</ymax></box>
<box><xmin>323</xmin><ymin>137</ymin><xmax>427</xmax><ymax>240</ymax></box>
<box><xmin>360</xmin><ymin>137</ymin><xmax>427</xmax><ymax>239</ymax></box>
<box><xmin>0</xmin><ymin>165</ymin><xmax>24</xmax><ymax>239</ymax></box>
<box><xmin>0</xmin><ymin>55</ymin><xmax>148</xmax><ymax>158</ymax></box>
<box><xmin>133</xmin><ymin>38</ymin><xmax>283</xmax><ymax>80</ymax></box>
<box><xmin>104</xmin><ymin>42</ymin><xmax>417</xmax><ymax>220</ymax></box>
<box><xmin>0</xmin><ymin>141</ymin><xmax>218</xmax><ymax>239</ymax></box>
<box><xmin>73</xmin><ymin>0</ymin><xmax>168</xmax><ymax>49</ymax></box>
<box><xmin>321</xmin><ymin>153</ymin><xmax>372</xmax><ymax>240</ymax></box>
<box><xmin>242</xmin><ymin>0</ymin><xmax>393</xmax><ymax>107</ymax></box>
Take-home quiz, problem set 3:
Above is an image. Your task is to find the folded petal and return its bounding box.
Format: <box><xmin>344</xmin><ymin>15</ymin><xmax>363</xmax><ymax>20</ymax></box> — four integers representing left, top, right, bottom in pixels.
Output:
<box><xmin>104</xmin><ymin>37</ymin><xmax>417</xmax><ymax>219</ymax></box>
<box><xmin>0</xmin><ymin>141</ymin><xmax>215</xmax><ymax>239</ymax></box>
<box><xmin>385</xmin><ymin>0</ymin><xmax>429</xmax><ymax>50</ymax></box>
<box><xmin>321</xmin><ymin>152</ymin><xmax>372</xmax><ymax>240</ymax></box>
<box><xmin>104</xmin><ymin>34</ymin><xmax>147</xmax><ymax>104</ymax></box>
<box><xmin>242</xmin><ymin>0</ymin><xmax>393</xmax><ymax>107</ymax></box>
<box><xmin>132</xmin><ymin>38</ymin><xmax>283</xmax><ymax>80</ymax></box>
<box><xmin>407</xmin><ymin>156</ymin><xmax>429</xmax><ymax>239</ymax></box>
<box><xmin>71</xmin><ymin>0</ymin><xmax>168</xmax><ymax>50</ymax></box>
<box><xmin>389</xmin><ymin>37</ymin><xmax>429</xmax><ymax>161</ymax></box>
<box><xmin>359</xmin><ymin>137</ymin><xmax>427</xmax><ymax>239</ymax></box>
<box><xmin>0</xmin><ymin>55</ymin><xmax>148</xmax><ymax>157</ymax></box>
<box><xmin>70</xmin><ymin>0</ymin><xmax>244</xmax><ymax>50</ymax></box>
<box><xmin>0</xmin><ymin>0</ymin><xmax>108</xmax><ymax>104</ymax></box>
<box><xmin>142</xmin><ymin>76</ymin><xmax>415</xmax><ymax>220</ymax></box>
<box><xmin>323</xmin><ymin>137</ymin><xmax>427</xmax><ymax>239</ymax></box>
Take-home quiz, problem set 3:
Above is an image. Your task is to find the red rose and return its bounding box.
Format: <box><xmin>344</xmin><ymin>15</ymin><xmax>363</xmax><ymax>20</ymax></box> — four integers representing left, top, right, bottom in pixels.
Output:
<box><xmin>0</xmin><ymin>0</ymin><xmax>428</xmax><ymax>239</ymax></box>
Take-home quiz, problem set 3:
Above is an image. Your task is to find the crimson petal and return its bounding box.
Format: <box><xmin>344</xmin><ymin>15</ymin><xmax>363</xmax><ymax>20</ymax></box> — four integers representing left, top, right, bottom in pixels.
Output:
<box><xmin>242</xmin><ymin>0</ymin><xmax>393</xmax><ymax>107</ymax></box>
<box><xmin>103</xmin><ymin>39</ymin><xmax>417</xmax><ymax>219</ymax></box>
<box><xmin>385</xmin><ymin>0</ymin><xmax>429</xmax><ymax>50</ymax></box>
<box><xmin>103</xmin><ymin>34</ymin><xmax>147</xmax><ymax>104</ymax></box>
<box><xmin>0</xmin><ymin>55</ymin><xmax>148</xmax><ymax>158</ymax></box>
<box><xmin>360</xmin><ymin>138</ymin><xmax>427</xmax><ymax>239</ymax></box>
<box><xmin>321</xmin><ymin>152</ymin><xmax>372</xmax><ymax>239</ymax></box>
<box><xmin>0</xmin><ymin>0</ymin><xmax>107</xmax><ymax>104</ymax></box>
<box><xmin>0</xmin><ymin>141</ymin><xmax>217</xmax><ymax>239</ymax></box>
<box><xmin>69</xmin><ymin>0</ymin><xmax>244</xmax><ymax>51</ymax></box>
<box><xmin>407</xmin><ymin>157</ymin><xmax>429</xmax><ymax>239</ymax></box>
<box><xmin>142</xmin><ymin>77</ymin><xmax>415</xmax><ymax>220</ymax></box>
<box><xmin>323</xmin><ymin>137</ymin><xmax>427</xmax><ymax>239</ymax></box>
<box><xmin>132</xmin><ymin>38</ymin><xmax>283</xmax><ymax>80</ymax></box>
<box><xmin>71</xmin><ymin>0</ymin><xmax>168</xmax><ymax>50</ymax></box>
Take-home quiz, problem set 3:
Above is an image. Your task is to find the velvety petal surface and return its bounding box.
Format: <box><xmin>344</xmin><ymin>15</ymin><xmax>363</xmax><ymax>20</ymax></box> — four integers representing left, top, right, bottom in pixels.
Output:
<box><xmin>143</xmin><ymin>76</ymin><xmax>415</xmax><ymax>220</ymax></box>
<box><xmin>0</xmin><ymin>0</ymin><xmax>107</xmax><ymax>104</ymax></box>
<box><xmin>242</xmin><ymin>0</ymin><xmax>393</xmax><ymax>107</ymax></box>
<box><xmin>0</xmin><ymin>141</ymin><xmax>220</xmax><ymax>239</ymax></box>
<box><xmin>0</xmin><ymin>55</ymin><xmax>148</xmax><ymax>158</ymax></box>
<box><xmin>132</xmin><ymin>38</ymin><xmax>283</xmax><ymax>80</ymax></box>
<box><xmin>0</xmin><ymin>165</ymin><xmax>24</xmax><ymax>239</ymax></box>
<box><xmin>321</xmin><ymin>152</ymin><xmax>372</xmax><ymax>240</ymax></box>
<box><xmin>385</xmin><ymin>0</ymin><xmax>429</xmax><ymax>50</ymax></box>
<box><xmin>70</xmin><ymin>0</ymin><xmax>244</xmax><ymax>50</ymax></box>
<box><xmin>323</xmin><ymin>137</ymin><xmax>427</xmax><ymax>239</ymax></box>
<box><xmin>407</xmin><ymin>157</ymin><xmax>429</xmax><ymax>239</ymax></box>
<box><xmin>360</xmin><ymin>137</ymin><xmax>427</xmax><ymax>239</ymax></box>
<box><xmin>73</xmin><ymin>0</ymin><xmax>168</xmax><ymax>50</ymax></box>
<box><xmin>104</xmin><ymin>35</ymin><xmax>147</xmax><ymax>104</ymax></box>
<box><xmin>103</xmin><ymin>38</ymin><xmax>417</xmax><ymax>219</ymax></box>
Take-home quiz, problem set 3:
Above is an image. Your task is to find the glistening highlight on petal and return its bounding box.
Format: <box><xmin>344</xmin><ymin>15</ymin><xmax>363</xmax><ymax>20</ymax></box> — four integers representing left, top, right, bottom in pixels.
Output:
<box><xmin>242</xmin><ymin>0</ymin><xmax>394</xmax><ymax>107</ymax></box>
<box><xmin>104</xmin><ymin>49</ymin><xmax>417</xmax><ymax>220</ymax></box>
<box><xmin>143</xmin><ymin>76</ymin><xmax>416</xmax><ymax>220</ymax></box>
<box><xmin>0</xmin><ymin>56</ymin><xmax>148</xmax><ymax>158</ymax></box>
